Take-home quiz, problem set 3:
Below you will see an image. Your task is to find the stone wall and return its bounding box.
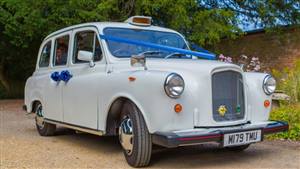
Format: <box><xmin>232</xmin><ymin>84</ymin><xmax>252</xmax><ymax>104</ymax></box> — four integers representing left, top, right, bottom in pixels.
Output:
<box><xmin>212</xmin><ymin>28</ymin><xmax>300</xmax><ymax>72</ymax></box>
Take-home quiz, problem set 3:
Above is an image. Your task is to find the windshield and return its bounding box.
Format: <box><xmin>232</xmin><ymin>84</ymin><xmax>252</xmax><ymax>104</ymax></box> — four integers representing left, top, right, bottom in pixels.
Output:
<box><xmin>103</xmin><ymin>27</ymin><xmax>189</xmax><ymax>58</ymax></box>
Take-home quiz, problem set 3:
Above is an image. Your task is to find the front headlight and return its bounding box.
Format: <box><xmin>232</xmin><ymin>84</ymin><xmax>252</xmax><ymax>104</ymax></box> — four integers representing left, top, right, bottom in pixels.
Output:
<box><xmin>164</xmin><ymin>73</ymin><xmax>185</xmax><ymax>98</ymax></box>
<box><xmin>263</xmin><ymin>75</ymin><xmax>276</xmax><ymax>95</ymax></box>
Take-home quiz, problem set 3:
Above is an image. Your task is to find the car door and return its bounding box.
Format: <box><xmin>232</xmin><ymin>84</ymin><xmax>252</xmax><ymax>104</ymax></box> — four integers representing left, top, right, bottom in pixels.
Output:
<box><xmin>43</xmin><ymin>32</ymin><xmax>71</xmax><ymax>121</ymax></box>
<box><xmin>62</xmin><ymin>27</ymin><xmax>106</xmax><ymax>129</ymax></box>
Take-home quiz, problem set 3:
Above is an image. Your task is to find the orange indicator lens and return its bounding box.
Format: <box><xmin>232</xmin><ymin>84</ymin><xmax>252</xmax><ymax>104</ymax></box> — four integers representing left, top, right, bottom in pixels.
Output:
<box><xmin>128</xmin><ymin>76</ymin><xmax>136</xmax><ymax>82</ymax></box>
<box><xmin>174</xmin><ymin>104</ymin><xmax>182</xmax><ymax>113</ymax></box>
<box><xmin>264</xmin><ymin>100</ymin><xmax>270</xmax><ymax>108</ymax></box>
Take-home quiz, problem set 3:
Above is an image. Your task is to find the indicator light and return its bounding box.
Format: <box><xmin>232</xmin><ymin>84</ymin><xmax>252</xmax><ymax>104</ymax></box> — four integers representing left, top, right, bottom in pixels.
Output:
<box><xmin>264</xmin><ymin>100</ymin><xmax>270</xmax><ymax>108</ymax></box>
<box><xmin>128</xmin><ymin>77</ymin><xmax>136</xmax><ymax>82</ymax></box>
<box><xmin>174</xmin><ymin>104</ymin><xmax>182</xmax><ymax>113</ymax></box>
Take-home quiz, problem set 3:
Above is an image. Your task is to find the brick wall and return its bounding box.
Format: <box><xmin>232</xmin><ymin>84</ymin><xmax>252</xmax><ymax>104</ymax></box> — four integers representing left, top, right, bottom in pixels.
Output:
<box><xmin>212</xmin><ymin>28</ymin><xmax>300</xmax><ymax>72</ymax></box>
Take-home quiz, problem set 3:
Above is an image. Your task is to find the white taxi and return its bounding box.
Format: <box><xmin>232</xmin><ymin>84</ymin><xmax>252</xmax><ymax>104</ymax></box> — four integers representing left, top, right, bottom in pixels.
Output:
<box><xmin>24</xmin><ymin>16</ymin><xmax>288</xmax><ymax>167</ymax></box>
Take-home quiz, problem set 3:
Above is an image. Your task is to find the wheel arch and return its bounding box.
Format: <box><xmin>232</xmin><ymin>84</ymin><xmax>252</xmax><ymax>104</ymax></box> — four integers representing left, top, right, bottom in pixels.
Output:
<box><xmin>27</xmin><ymin>98</ymin><xmax>45</xmax><ymax>113</ymax></box>
<box><xmin>25</xmin><ymin>89</ymin><xmax>44</xmax><ymax>113</ymax></box>
<box><xmin>105</xmin><ymin>95</ymin><xmax>149</xmax><ymax>136</ymax></box>
<box><xmin>31</xmin><ymin>100</ymin><xmax>41</xmax><ymax>112</ymax></box>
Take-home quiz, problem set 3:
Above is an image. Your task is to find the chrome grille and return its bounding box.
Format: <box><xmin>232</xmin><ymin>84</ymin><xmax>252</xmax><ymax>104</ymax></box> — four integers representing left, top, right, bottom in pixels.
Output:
<box><xmin>212</xmin><ymin>71</ymin><xmax>245</xmax><ymax>122</ymax></box>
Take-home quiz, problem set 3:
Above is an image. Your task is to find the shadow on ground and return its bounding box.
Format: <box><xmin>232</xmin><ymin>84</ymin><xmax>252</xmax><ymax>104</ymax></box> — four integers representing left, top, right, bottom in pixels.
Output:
<box><xmin>49</xmin><ymin>127</ymin><xmax>274</xmax><ymax>168</ymax></box>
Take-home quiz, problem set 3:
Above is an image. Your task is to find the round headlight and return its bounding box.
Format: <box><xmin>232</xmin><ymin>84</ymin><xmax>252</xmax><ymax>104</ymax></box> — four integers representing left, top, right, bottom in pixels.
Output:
<box><xmin>164</xmin><ymin>73</ymin><xmax>185</xmax><ymax>98</ymax></box>
<box><xmin>263</xmin><ymin>75</ymin><xmax>276</xmax><ymax>95</ymax></box>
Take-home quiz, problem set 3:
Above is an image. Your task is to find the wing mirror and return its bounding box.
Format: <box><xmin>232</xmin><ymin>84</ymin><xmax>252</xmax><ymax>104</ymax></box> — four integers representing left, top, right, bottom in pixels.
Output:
<box><xmin>130</xmin><ymin>54</ymin><xmax>147</xmax><ymax>70</ymax></box>
<box><xmin>78</xmin><ymin>50</ymin><xmax>95</xmax><ymax>67</ymax></box>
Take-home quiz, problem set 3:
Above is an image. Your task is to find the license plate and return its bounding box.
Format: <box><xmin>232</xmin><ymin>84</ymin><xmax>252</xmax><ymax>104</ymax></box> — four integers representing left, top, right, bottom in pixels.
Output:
<box><xmin>223</xmin><ymin>130</ymin><xmax>262</xmax><ymax>147</ymax></box>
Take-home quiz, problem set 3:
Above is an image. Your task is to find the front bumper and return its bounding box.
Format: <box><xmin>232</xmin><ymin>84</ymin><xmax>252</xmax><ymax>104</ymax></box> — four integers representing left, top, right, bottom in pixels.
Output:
<box><xmin>152</xmin><ymin>121</ymin><xmax>288</xmax><ymax>148</ymax></box>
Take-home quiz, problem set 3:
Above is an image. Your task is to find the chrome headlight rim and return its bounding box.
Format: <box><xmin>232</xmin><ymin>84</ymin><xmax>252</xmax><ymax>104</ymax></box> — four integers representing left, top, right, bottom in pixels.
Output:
<box><xmin>164</xmin><ymin>73</ymin><xmax>185</xmax><ymax>99</ymax></box>
<box><xmin>263</xmin><ymin>75</ymin><xmax>276</xmax><ymax>95</ymax></box>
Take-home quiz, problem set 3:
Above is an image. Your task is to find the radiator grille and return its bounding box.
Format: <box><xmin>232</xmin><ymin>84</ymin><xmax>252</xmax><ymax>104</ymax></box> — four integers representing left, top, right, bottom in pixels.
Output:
<box><xmin>212</xmin><ymin>71</ymin><xmax>245</xmax><ymax>122</ymax></box>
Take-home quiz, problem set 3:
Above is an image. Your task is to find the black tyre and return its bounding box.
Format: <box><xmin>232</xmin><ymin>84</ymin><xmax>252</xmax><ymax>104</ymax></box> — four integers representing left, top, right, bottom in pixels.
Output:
<box><xmin>119</xmin><ymin>102</ymin><xmax>152</xmax><ymax>167</ymax></box>
<box><xmin>34</xmin><ymin>102</ymin><xmax>56</xmax><ymax>136</ymax></box>
<box><xmin>225</xmin><ymin>144</ymin><xmax>250</xmax><ymax>151</ymax></box>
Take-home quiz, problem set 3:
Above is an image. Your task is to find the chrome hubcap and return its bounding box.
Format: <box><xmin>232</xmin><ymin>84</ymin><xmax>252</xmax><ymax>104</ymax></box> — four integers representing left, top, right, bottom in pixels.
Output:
<box><xmin>35</xmin><ymin>104</ymin><xmax>45</xmax><ymax>129</ymax></box>
<box><xmin>119</xmin><ymin>116</ymin><xmax>134</xmax><ymax>155</ymax></box>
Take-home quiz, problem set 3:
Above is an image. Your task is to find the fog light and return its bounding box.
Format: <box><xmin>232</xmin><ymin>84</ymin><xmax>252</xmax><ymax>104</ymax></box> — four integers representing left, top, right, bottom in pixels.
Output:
<box><xmin>264</xmin><ymin>100</ymin><xmax>270</xmax><ymax>108</ymax></box>
<box><xmin>174</xmin><ymin>104</ymin><xmax>182</xmax><ymax>113</ymax></box>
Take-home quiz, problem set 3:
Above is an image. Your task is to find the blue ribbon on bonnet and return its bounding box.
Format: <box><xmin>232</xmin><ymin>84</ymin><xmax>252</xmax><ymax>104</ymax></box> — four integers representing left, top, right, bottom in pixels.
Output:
<box><xmin>99</xmin><ymin>34</ymin><xmax>216</xmax><ymax>60</ymax></box>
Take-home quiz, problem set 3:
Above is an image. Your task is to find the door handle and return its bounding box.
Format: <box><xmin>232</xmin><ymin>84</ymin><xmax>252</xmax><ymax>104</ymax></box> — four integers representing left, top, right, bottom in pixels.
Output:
<box><xmin>50</xmin><ymin>71</ymin><xmax>61</xmax><ymax>82</ymax></box>
<box><xmin>60</xmin><ymin>70</ymin><xmax>73</xmax><ymax>83</ymax></box>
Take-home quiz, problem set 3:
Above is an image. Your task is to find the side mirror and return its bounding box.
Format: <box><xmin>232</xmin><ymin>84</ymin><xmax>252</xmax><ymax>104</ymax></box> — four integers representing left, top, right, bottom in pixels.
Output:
<box><xmin>78</xmin><ymin>50</ymin><xmax>95</xmax><ymax>67</ymax></box>
<box><xmin>131</xmin><ymin>54</ymin><xmax>147</xmax><ymax>70</ymax></box>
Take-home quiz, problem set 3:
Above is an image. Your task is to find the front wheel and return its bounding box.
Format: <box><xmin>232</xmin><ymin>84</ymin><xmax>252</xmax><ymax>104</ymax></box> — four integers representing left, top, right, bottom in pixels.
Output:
<box><xmin>119</xmin><ymin>102</ymin><xmax>152</xmax><ymax>167</ymax></box>
<box><xmin>35</xmin><ymin>102</ymin><xmax>56</xmax><ymax>136</ymax></box>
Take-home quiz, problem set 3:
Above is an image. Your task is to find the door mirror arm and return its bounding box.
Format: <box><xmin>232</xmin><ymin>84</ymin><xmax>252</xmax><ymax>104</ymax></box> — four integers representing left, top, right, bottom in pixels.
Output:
<box><xmin>89</xmin><ymin>60</ymin><xmax>95</xmax><ymax>67</ymax></box>
<box><xmin>131</xmin><ymin>54</ymin><xmax>147</xmax><ymax>70</ymax></box>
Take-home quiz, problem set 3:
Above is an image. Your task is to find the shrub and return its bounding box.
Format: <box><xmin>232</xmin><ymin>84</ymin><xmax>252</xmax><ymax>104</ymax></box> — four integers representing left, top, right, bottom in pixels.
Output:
<box><xmin>272</xmin><ymin>59</ymin><xmax>300</xmax><ymax>104</ymax></box>
<box><xmin>268</xmin><ymin>60</ymin><xmax>300</xmax><ymax>140</ymax></box>
<box><xmin>268</xmin><ymin>104</ymin><xmax>300</xmax><ymax>141</ymax></box>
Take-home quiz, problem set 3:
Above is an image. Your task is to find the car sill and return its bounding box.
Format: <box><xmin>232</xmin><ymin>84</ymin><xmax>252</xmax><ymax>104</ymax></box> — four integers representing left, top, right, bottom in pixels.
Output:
<box><xmin>44</xmin><ymin>119</ymin><xmax>104</xmax><ymax>136</ymax></box>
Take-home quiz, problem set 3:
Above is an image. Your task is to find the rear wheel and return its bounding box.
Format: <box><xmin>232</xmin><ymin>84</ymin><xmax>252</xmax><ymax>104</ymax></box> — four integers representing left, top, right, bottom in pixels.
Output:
<box><xmin>225</xmin><ymin>144</ymin><xmax>250</xmax><ymax>151</ymax></box>
<box><xmin>35</xmin><ymin>102</ymin><xmax>56</xmax><ymax>136</ymax></box>
<box><xmin>118</xmin><ymin>102</ymin><xmax>152</xmax><ymax>167</ymax></box>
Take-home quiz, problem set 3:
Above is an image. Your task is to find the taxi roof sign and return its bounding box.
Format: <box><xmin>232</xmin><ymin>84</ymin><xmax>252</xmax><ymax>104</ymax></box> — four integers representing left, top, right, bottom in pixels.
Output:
<box><xmin>125</xmin><ymin>16</ymin><xmax>152</xmax><ymax>26</ymax></box>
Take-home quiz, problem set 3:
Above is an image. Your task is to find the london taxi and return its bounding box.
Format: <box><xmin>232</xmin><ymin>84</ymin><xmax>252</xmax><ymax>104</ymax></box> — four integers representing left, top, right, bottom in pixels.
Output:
<box><xmin>24</xmin><ymin>16</ymin><xmax>289</xmax><ymax>167</ymax></box>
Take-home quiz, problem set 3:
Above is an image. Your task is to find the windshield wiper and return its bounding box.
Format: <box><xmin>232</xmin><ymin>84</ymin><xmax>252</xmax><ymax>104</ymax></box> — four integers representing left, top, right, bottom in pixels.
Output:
<box><xmin>138</xmin><ymin>51</ymin><xmax>165</xmax><ymax>56</ymax></box>
<box><xmin>164</xmin><ymin>52</ymin><xmax>190</xmax><ymax>59</ymax></box>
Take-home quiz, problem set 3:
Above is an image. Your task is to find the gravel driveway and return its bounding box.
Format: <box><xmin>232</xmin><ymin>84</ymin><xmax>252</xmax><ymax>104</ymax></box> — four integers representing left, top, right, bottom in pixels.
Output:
<box><xmin>1</xmin><ymin>100</ymin><xmax>300</xmax><ymax>169</ymax></box>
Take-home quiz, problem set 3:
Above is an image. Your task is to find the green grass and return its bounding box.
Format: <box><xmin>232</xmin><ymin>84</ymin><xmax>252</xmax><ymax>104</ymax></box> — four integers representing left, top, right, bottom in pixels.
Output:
<box><xmin>267</xmin><ymin>104</ymin><xmax>300</xmax><ymax>141</ymax></box>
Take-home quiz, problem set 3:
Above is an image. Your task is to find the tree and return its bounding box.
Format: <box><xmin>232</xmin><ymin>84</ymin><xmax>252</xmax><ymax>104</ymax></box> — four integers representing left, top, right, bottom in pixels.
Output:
<box><xmin>0</xmin><ymin>0</ymin><xmax>299</xmax><ymax>97</ymax></box>
<box><xmin>198</xmin><ymin>0</ymin><xmax>300</xmax><ymax>30</ymax></box>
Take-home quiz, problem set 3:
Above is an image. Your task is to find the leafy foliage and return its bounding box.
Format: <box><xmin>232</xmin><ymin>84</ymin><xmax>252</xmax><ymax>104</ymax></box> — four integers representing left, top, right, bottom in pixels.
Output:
<box><xmin>272</xmin><ymin>59</ymin><xmax>300</xmax><ymax>104</ymax></box>
<box><xmin>268</xmin><ymin>104</ymin><xmax>300</xmax><ymax>141</ymax></box>
<box><xmin>269</xmin><ymin>60</ymin><xmax>300</xmax><ymax>140</ymax></box>
<box><xmin>198</xmin><ymin>0</ymin><xmax>300</xmax><ymax>30</ymax></box>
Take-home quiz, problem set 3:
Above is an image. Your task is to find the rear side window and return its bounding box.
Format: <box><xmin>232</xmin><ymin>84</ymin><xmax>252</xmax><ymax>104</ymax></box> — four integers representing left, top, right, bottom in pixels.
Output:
<box><xmin>54</xmin><ymin>35</ymin><xmax>69</xmax><ymax>66</ymax></box>
<box><xmin>73</xmin><ymin>31</ymin><xmax>102</xmax><ymax>63</ymax></box>
<box><xmin>39</xmin><ymin>41</ymin><xmax>51</xmax><ymax>67</ymax></box>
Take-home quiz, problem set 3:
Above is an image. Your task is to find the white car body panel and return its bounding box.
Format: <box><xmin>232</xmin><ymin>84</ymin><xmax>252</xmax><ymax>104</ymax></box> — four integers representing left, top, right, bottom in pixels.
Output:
<box><xmin>24</xmin><ymin>22</ymin><xmax>273</xmax><ymax>134</ymax></box>
<box><xmin>244</xmin><ymin>72</ymin><xmax>272</xmax><ymax>122</ymax></box>
<box><xmin>61</xmin><ymin>27</ymin><xmax>107</xmax><ymax>129</ymax></box>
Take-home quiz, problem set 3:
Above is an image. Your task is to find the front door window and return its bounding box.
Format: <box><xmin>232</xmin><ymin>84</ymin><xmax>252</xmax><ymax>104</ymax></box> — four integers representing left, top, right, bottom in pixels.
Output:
<box><xmin>73</xmin><ymin>31</ymin><xmax>103</xmax><ymax>64</ymax></box>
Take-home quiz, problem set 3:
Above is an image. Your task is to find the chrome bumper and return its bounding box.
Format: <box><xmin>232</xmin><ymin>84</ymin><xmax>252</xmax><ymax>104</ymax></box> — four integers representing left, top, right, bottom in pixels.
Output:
<box><xmin>152</xmin><ymin>121</ymin><xmax>288</xmax><ymax>148</ymax></box>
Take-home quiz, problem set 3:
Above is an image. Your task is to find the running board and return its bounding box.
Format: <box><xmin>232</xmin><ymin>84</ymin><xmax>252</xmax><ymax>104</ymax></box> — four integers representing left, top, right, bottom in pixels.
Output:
<box><xmin>44</xmin><ymin>119</ymin><xmax>104</xmax><ymax>136</ymax></box>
